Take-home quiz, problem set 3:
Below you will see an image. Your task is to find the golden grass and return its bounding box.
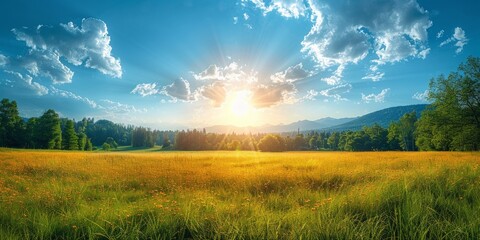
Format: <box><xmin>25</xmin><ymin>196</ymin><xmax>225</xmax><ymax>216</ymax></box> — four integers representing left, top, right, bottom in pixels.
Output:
<box><xmin>0</xmin><ymin>150</ymin><xmax>479</xmax><ymax>239</ymax></box>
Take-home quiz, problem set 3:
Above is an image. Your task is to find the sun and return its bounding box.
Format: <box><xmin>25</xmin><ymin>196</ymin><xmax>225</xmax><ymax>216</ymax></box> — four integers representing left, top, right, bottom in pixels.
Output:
<box><xmin>230</xmin><ymin>90</ymin><xmax>252</xmax><ymax>117</ymax></box>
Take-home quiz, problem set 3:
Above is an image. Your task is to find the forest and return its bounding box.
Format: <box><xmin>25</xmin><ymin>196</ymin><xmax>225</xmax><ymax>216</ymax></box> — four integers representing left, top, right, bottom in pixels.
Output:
<box><xmin>0</xmin><ymin>57</ymin><xmax>479</xmax><ymax>152</ymax></box>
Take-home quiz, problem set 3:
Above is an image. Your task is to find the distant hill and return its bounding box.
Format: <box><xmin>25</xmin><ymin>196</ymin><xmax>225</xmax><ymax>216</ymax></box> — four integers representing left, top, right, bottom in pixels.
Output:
<box><xmin>325</xmin><ymin>104</ymin><xmax>428</xmax><ymax>131</ymax></box>
<box><xmin>203</xmin><ymin>104</ymin><xmax>428</xmax><ymax>134</ymax></box>
<box><xmin>204</xmin><ymin>117</ymin><xmax>355</xmax><ymax>134</ymax></box>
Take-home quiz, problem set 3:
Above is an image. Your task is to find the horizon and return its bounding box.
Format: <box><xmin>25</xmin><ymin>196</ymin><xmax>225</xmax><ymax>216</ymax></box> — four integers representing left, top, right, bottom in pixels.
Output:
<box><xmin>1</xmin><ymin>0</ymin><xmax>479</xmax><ymax>130</ymax></box>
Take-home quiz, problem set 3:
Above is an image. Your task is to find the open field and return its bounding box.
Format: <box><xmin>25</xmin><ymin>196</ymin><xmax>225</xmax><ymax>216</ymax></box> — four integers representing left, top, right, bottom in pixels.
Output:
<box><xmin>0</xmin><ymin>150</ymin><xmax>479</xmax><ymax>239</ymax></box>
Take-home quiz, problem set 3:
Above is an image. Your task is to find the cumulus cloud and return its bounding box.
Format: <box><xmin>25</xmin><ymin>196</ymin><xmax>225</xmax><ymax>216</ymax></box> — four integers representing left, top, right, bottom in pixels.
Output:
<box><xmin>440</xmin><ymin>27</ymin><xmax>468</xmax><ymax>54</ymax></box>
<box><xmin>199</xmin><ymin>82</ymin><xmax>227</xmax><ymax>107</ymax></box>
<box><xmin>50</xmin><ymin>86</ymin><xmax>99</xmax><ymax>109</ymax></box>
<box><xmin>243</xmin><ymin>13</ymin><xmax>250</xmax><ymax>20</ymax></box>
<box><xmin>162</xmin><ymin>78</ymin><xmax>195</xmax><ymax>102</ymax></box>
<box><xmin>251</xmin><ymin>82</ymin><xmax>296</xmax><ymax>108</ymax></box>
<box><xmin>13</xmin><ymin>18</ymin><xmax>122</xmax><ymax>76</ymax></box>
<box><xmin>10</xmin><ymin>18</ymin><xmax>121</xmax><ymax>83</ymax></box>
<box><xmin>270</xmin><ymin>63</ymin><xmax>312</xmax><ymax>83</ymax></box>
<box><xmin>131</xmin><ymin>83</ymin><xmax>159</xmax><ymax>97</ymax></box>
<box><xmin>247</xmin><ymin>0</ymin><xmax>432</xmax><ymax>84</ymax></box>
<box><xmin>361</xmin><ymin>88</ymin><xmax>390</xmax><ymax>103</ymax></box>
<box><xmin>4</xmin><ymin>70</ymin><xmax>49</xmax><ymax>95</ymax></box>
<box><xmin>246</xmin><ymin>0</ymin><xmax>307</xmax><ymax>18</ymax></box>
<box><xmin>233</xmin><ymin>16</ymin><xmax>239</xmax><ymax>24</ymax></box>
<box><xmin>412</xmin><ymin>89</ymin><xmax>429</xmax><ymax>101</ymax></box>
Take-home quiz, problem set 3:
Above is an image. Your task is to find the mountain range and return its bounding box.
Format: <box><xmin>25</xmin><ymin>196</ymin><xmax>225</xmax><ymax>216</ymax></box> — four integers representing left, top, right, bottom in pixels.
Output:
<box><xmin>203</xmin><ymin>104</ymin><xmax>429</xmax><ymax>134</ymax></box>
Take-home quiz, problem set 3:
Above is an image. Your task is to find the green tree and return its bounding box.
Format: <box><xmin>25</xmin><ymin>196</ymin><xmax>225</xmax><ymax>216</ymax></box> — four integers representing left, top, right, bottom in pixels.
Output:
<box><xmin>0</xmin><ymin>98</ymin><xmax>24</xmax><ymax>147</ymax></box>
<box><xmin>257</xmin><ymin>134</ymin><xmax>285</xmax><ymax>152</ymax></box>
<box><xmin>86</xmin><ymin>138</ymin><xmax>93</xmax><ymax>151</ymax></box>
<box><xmin>102</xmin><ymin>142</ymin><xmax>111</xmax><ymax>151</ymax></box>
<box><xmin>63</xmin><ymin>120</ymin><xmax>79</xmax><ymax>150</ymax></box>
<box><xmin>389</xmin><ymin>112</ymin><xmax>417</xmax><ymax>151</ymax></box>
<box><xmin>78</xmin><ymin>132</ymin><xmax>87</xmax><ymax>150</ymax></box>
<box><xmin>37</xmin><ymin>109</ymin><xmax>62</xmax><ymax>149</ymax></box>
<box><xmin>327</xmin><ymin>132</ymin><xmax>340</xmax><ymax>150</ymax></box>
<box><xmin>416</xmin><ymin>57</ymin><xmax>480</xmax><ymax>151</ymax></box>
<box><xmin>106</xmin><ymin>137</ymin><xmax>118</xmax><ymax>149</ymax></box>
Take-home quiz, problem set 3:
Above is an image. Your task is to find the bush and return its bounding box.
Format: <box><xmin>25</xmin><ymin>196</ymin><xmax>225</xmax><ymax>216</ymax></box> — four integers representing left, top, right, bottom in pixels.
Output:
<box><xmin>102</xmin><ymin>142</ymin><xmax>111</xmax><ymax>151</ymax></box>
<box><xmin>257</xmin><ymin>134</ymin><xmax>286</xmax><ymax>152</ymax></box>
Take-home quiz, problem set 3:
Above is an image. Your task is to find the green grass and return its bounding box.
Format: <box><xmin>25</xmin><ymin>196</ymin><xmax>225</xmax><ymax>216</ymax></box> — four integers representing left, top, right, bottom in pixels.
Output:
<box><xmin>0</xmin><ymin>150</ymin><xmax>479</xmax><ymax>239</ymax></box>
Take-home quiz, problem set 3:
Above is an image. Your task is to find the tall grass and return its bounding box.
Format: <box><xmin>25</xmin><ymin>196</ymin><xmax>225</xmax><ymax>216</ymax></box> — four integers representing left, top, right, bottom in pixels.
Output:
<box><xmin>0</xmin><ymin>150</ymin><xmax>479</xmax><ymax>239</ymax></box>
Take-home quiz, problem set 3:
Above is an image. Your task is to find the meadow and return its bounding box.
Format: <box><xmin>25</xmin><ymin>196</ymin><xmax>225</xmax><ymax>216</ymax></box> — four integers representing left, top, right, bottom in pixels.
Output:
<box><xmin>0</xmin><ymin>149</ymin><xmax>479</xmax><ymax>239</ymax></box>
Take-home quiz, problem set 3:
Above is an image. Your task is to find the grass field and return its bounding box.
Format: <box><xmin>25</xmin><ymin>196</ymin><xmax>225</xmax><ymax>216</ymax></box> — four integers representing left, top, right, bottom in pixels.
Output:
<box><xmin>0</xmin><ymin>149</ymin><xmax>479</xmax><ymax>239</ymax></box>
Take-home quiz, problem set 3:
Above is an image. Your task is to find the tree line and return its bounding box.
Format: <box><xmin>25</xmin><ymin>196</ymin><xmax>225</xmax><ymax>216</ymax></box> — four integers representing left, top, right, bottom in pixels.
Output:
<box><xmin>0</xmin><ymin>57</ymin><xmax>478</xmax><ymax>151</ymax></box>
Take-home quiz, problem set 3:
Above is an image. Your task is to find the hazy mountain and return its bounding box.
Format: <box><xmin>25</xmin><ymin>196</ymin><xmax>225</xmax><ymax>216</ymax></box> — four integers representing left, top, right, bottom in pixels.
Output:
<box><xmin>325</xmin><ymin>104</ymin><xmax>429</xmax><ymax>131</ymax></box>
<box><xmin>203</xmin><ymin>104</ymin><xmax>428</xmax><ymax>134</ymax></box>
<box><xmin>204</xmin><ymin>117</ymin><xmax>355</xmax><ymax>134</ymax></box>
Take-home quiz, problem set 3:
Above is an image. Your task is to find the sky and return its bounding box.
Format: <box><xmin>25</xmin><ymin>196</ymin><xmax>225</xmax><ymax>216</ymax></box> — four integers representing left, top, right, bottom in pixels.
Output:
<box><xmin>0</xmin><ymin>0</ymin><xmax>479</xmax><ymax>129</ymax></box>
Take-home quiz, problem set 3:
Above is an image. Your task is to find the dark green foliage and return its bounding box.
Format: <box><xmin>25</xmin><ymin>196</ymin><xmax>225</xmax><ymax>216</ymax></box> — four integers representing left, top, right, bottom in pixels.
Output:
<box><xmin>388</xmin><ymin>112</ymin><xmax>417</xmax><ymax>151</ymax></box>
<box><xmin>105</xmin><ymin>137</ymin><xmax>118</xmax><ymax>149</ymax></box>
<box><xmin>37</xmin><ymin>109</ymin><xmax>62</xmax><ymax>149</ymax></box>
<box><xmin>102</xmin><ymin>142</ymin><xmax>111</xmax><ymax>151</ymax></box>
<box><xmin>131</xmin><ymin>127</ymin><xmax>156</xmax><ymax>148</ymax></box>
<box><xmin>416</xmin><ymin>56</ymin><xmax>480</xmax><ymax>151</ymax></box>
<box><xmin>63</xmin><ymin>120</ymin><xmax>79</xmax><ymax>150</ymax></box>
<box><xmin>77</xmin><ymin>133</ymin><xmax>87</xmax><ymax>151</ymax></box>
<box><xmin>0</xmin><ymin>98</ymin><xmax>24</xmax><ymax>147</ymax></box>
<box><xmin>86</xmin><ymin>138</ymin><xmax>93</xmax><ymax>151</ymax></box>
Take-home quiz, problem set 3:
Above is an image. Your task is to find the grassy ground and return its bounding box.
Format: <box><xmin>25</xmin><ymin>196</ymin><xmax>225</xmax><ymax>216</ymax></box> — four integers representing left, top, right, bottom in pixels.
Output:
<box><xmin>0</xmin><ymin>149</ymin><xmax>479</xmax><ymax>239</ymax></box>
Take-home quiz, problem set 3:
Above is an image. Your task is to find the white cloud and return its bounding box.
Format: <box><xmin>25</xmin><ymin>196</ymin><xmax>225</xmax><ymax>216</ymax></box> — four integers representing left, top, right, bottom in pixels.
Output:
<box><xmin>21</xmin><ymin>50</ymin><xmax>74</xmax><ymax>83</ymax></box>
<box><xmin>11</xmin><ymin>18</ymin><xmax>122</xmax><ymax>83</ymax></box>
<box><xmin>362</xmin><ymin>71</ymin><xmax>385</xmax><ymax>82</ymax></box>
<box><xmin>131</xmin><ymin>83</ymin><xmax>159</xmax><ymax>97</ymax></box>
<box><xmin>100</xmin><ymin>99</ymin><xmax>146</xmax><ymax>114</ymax></box>
<box><xmin>270</xmin><ymin>63</ymin><xmax>312</xmax><ymax>83</ymax></box>
<box><xmin>440</xmin><ymin>27</ymin><xmax>468</xmax><ymax>54</ymax></box>
<box><xmin>361</xmin><ymin>88</ymin><xmax>390</xmax><ymax>103</ymax></box>
<box><xmin>243</xmin><ymin>13</ymin><xmax>250</xmax><ymax>20</ymax></box>
<box><xmin>4</xmin><ymin>70</ymin><xmax>48</xmax><ymax>95</ymax></box>
<box><xmin>233</xmin><ymin>17</ymin><xmax>239</xmax><ymax>24</ymax></box>
<box><xmin>319</xmin><ymin>83</ymin><xmax>352</xmax><ymax>102</ymax></box>
<box><xmin>251</xmin><ymin>82</ymin><xmax>297</xmax><ymax>108</ymax></box>
<box><xmin>248</xmin><ymin>0</ymin><xmax>432</xmax><ymax>84</ymax></box>
<box><xmin>198</xmin><ymin>81</ymin><xmax>227</xmax><ymax>107</ymax></box>
<box><xmin>412</xmin><ymin>89</ymin><xmax>429</xmax><ymax>101</ymax></box>
<box><xmin>321</xmin><ymin>64</ymin><xmax>345</xmax><ymax>85</ymax></box>
<box><xmin>193</xmin><ymin>62</ymin><xmax>258</xmax><ymax>85</ymax></box>
<box><xmin>50</xmin><ymin>86</ymin><xmax>98</xmax><ymax>108</ymax></box>
<box><xmin>436</xmin><ymin>30</ymin><xmax>444</xmax><ymax>39</ymax></box>
<box><xmin>245</xmin><ymin>0</ymin><xmax>307</xmax><ymax>19</ymax></box>
<box><xmin>161</xmin><ymin>78</ymin><xmax>195</xmax><ymax>102</ymax></box>
<box><xmin>303</xmin><ymin>89</ymin><xmax>318</xmax><ymax>100</ymax></box>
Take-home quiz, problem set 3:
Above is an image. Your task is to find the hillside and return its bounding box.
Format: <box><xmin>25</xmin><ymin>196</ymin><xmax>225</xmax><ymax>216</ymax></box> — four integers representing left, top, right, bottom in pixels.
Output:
<box><xmin>325</xmin><ymin>104</ymin><xmax>428</xmax><ymax>131</ymax></box>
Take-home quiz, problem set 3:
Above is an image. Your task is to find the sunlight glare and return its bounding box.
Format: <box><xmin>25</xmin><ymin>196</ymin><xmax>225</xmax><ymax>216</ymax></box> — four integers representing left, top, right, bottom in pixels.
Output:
<box><xmin>230</xmin><ymin>90</ymin><xmax>251</xmax><ymax>117</ymax></box>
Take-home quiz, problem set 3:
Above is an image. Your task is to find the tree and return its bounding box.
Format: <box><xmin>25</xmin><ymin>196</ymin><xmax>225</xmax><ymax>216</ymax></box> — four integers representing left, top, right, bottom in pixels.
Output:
<box><xmin>78</xmin><ymin>132</ymin><xmax>87</xmax><ymax>150</ymax></box>
<box><xmin>106</xmin><ymin>137</ymin><xmax>118</xmax><ymax>149</ymax></box>
<box><xmin>102</xmin><ymin>142</ymin><xmax>111</xmax><ymax>151</ymax></box>
<box><xmin>388</xmin><ymin>112</ymin><xmax>417</xmax><ymax>151</ymax></box>
<box><xmin>416</xmin><ymin>56</ymin><xmax>480</xmax><ymax>151</ymax></box>
<box><xmin>0</xmin><ymin>98</ymin><xmax>24</xmax><ymax>147</ymax></box>
<box><xmin>86</xmin><ymin>138</ymin><xmax>93</xmax><ymax>151</ymax></box>
<box><xmin>327</xmin><ymin>132</ymin><xmax>340</xmax><ymax>150</ymax></box>
<box><xmin>63</xmin><ymin>120</ymin><xmax>79</xmax><ymax>150</ymax></box>
<box><xmin>37</xmin><ymin>109</ymin><xmax>62</xmax><ymax>149</ymax></box>
<box><xmin>257</xmin><ymin>134</ymin><xmax>285</xmax><ymax>152</ymax></box>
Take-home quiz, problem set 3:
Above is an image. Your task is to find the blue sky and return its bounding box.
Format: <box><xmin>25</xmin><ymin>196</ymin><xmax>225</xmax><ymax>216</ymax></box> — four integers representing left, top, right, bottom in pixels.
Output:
<box><xmin>0</xmin><ymin>0</ymin><xmax>478</xmax><ymax>129</ymax></box>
